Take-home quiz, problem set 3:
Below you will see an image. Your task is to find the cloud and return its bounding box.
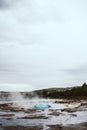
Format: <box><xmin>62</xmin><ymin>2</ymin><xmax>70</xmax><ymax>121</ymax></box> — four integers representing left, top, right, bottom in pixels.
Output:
<box><xmin>0</xmin><ymin>0</ymin><xmax>77</xmax><ymax>45</ymax></box>
<box><xmin>0</xmin><ymin>0</ymin><xmax>87</xmax><ymax>47</ymax></box>
<box><xmin>0</xmin><ymin>0</ymin><xmax>9</xmax><ymax>9</ymax></box>
<box><xmin>0</xmin><ymin>0</ymin><xmax>87</xmax><ymax>90</ymax></box>
<box><xmin>63</xmin><ymin>65</ymin><xmax>87</xmax><ymax>76</ymax></box>
<box><xmin>0</xmin><ymin>64</ymin><xmax>11</xmax><ymax>72</ymax></box>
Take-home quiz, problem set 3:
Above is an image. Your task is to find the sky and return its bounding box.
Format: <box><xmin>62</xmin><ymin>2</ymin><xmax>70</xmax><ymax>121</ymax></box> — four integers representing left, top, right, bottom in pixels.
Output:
<box><xmin>0</xmin><ymin>0</ymin><xmax>87</xmax><ymax>91</ymax></box>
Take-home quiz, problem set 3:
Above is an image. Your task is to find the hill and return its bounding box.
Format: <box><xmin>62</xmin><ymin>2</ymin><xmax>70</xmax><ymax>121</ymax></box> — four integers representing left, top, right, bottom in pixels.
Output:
<box><xmin>0</xmin><ymin>83</ymin><xmax>87</xmax><ymax>99</ymax></box>
<box><xmin>23</xmin><ymin>83</ymin><xmax>87</xmax><ymax>99</ymax></box>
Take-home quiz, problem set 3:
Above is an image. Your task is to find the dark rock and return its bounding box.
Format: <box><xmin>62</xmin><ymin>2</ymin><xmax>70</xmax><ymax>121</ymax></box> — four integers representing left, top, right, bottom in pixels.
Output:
<box><xmin>49</xmin><ymin>111</ymin><xmax>60</xmax><ymax>116</ymax></box>
<box><xmin>17</xmin><ymin>115</ymin><xmax>49</xmax><ymax>119</ymax></box>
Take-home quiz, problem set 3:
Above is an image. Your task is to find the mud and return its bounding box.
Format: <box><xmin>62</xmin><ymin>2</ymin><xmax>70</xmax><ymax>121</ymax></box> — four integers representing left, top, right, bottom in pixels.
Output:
<box><xmin>47</xmin><ymin>122</ymin><xmax>87</xmax><ymax>130</ymax></box>
<box><xmin>1</xmin><ymin>123</ymin><xmax>87</xmax><ymax>130</ymax></box>
<box><xmin>0</xmin><ymin>126</ymin><xmax>43</xmax><ymax>130</ymax></box>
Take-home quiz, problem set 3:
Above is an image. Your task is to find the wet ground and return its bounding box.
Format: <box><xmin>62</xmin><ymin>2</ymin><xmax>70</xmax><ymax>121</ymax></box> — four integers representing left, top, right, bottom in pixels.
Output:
<box><xmin>0</xmin><ymin>99</ymin><xmax>87</xmax><ymax>130</ymax></box>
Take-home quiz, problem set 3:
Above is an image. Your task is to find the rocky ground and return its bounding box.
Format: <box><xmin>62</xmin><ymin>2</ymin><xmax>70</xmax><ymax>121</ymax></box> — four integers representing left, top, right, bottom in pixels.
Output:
<box><xmin>0</xmin><ymin>99</ymin><xmax>87</xmax><ymax>130</ymax></box>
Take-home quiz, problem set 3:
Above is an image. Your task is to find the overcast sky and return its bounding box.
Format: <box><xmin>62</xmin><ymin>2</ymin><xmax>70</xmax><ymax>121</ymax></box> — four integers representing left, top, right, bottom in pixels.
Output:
<box><xmin>0</xmin><ymin>0</ymin><xmax>87</xmax><ymax>91</ymax></box>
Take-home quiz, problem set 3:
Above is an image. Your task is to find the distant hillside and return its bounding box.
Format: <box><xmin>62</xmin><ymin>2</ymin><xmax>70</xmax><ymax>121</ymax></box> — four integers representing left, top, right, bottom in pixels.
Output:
<box><xmin>23</xmin><ymin>83</ymin><xmax>87</xmax><ymax>99</ymax></box>
<box><xmin>0</xmin><ymin>83</ymin><xmax>87</xmax><ymax>99</ymax></box>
